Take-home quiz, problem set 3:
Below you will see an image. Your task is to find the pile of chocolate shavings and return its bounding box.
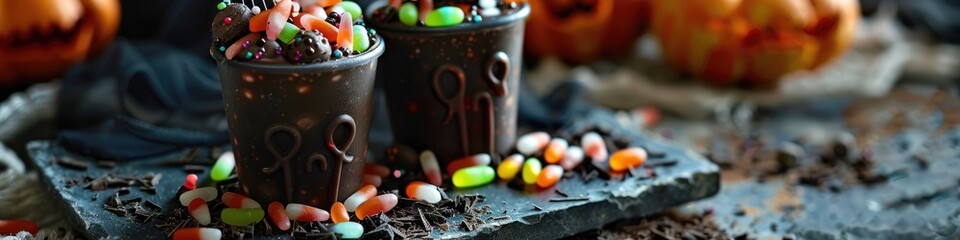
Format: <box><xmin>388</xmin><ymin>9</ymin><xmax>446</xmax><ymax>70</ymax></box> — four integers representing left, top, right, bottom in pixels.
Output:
<box><xmin>360</xmin><ymin>194</ymin><xmax>491</xmax><ymax>239</ymax></box>
<box><xmin>103</xmin><ymin>190</ymin><xmax>164</xmax><ymax>223</ymax></box>
<box><xmin>581</xmin><ymin>212</ymin><xmax>729</xmax><ymax>240</ymax></box>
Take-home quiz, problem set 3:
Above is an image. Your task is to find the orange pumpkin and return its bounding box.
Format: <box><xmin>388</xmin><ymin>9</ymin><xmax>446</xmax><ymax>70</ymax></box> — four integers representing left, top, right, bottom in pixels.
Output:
<box><xmin>650</xmin><ymin>0</ymin><xmax>859</xmax><ymax>86</ymax></box>
<box><xmin>524</xmin><ymin>0</ymin><xmax>649</xmax><ymax>65</ymax></box>
<box><xmin>0</xmin><ymin>0</ymin><xmax>120</xmax><ymax>86</ymax></box>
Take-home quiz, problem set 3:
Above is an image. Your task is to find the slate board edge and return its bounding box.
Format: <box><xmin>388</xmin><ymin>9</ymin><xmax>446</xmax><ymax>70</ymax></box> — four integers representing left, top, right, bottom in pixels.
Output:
<box><xmin>28</xmin><ymin>141</ymin><xmax>105</xmax><ymax>239</ymax></box>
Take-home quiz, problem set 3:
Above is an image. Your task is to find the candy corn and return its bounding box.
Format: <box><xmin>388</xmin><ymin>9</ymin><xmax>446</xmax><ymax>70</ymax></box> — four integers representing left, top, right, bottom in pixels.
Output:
<box><xmin>406</xmin><ymin>181</ymin><xmax>441</xmax><ymax>203</ymax></box>
<box><xmin>222</xmin><ymin>192</ymin><xmax>261</xmax><ymax>209</ymax></box>
<box><xmin>420</xmin><ymin>150</ymin><xmax>442</xmax><ymax>186</ymax></box>
<box><xmin>188</xmin><ymin>198</ymin><xmax>211</xmax><ymax>225</ymax></box>
<box><xmin>446</xmin><ymin>153</ymin><xmax>491</xmax><ymax>175</ymax></box>
<box><xmin>268</xmin><ymin>202</ymin><xmax>291</xmax><ymax>231</ymax></box>
<box><xmin>179</xmin><ymin>187</ymin><xmax>217</xmax><ymax>206</ymax></box>
<box><xmin>355</xmin><ymin>194</ymin><xmax>398</xmax><ymax>220</ymax></box>
<box><xmin>344</xmin><ymin>185</ymin><xmax>378</xmax><ymax>211</ymax></box>
<box><xmin>285</xmin><ymin>203</ymin><xmax>330</xmax><ymax>222</ymax></box>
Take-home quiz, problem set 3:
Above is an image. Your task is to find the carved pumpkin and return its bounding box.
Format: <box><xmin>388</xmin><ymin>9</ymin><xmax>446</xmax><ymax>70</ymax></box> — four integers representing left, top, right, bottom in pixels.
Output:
<box><xmin>0</xmin><ymin>0</ymin><xmax>120</xmax><ymax>86</ymax></box>
<box><xmin>524</xmin><ymin>0</ymin><xmax>648</xmax><ymax>65</ymax></box>
<box><xmin>650</xmin><ymin>0</ymin><xmax>859</xmax><ymax>86</ymax></box>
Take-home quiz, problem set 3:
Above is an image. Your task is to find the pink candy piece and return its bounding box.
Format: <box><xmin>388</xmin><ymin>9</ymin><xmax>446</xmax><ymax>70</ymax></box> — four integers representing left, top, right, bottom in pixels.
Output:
<box><xmin>188</xmin><ymin>198</ymin><xmax>211</xmax><ymax>225</ymax></box>
<box><xmin>364</xmin><ymin>163</ymin><xmax>391</xmax><ymax>178</ymax></box>
<box><xmin>266</xmin><ymin>0</ymin><xmax>293</xmax><ymax>40</ymax></box>
<box><xmin>419</xmin><ymin>150</ymin><xmax>442</xmax><ymax>186</ymax></box>
<box><xmin>363</xmin><ymin>174</ymin><xmax>382</xmax><ymax>187</ymax></box>
<box><xmin>222</xmin><ymin>192</ymin><xmax>262</xmax><ymax>209</ymax></box>
<box><xmin>446</xmin><ymin>153</ymin><xmax>491</xmax><ymax>175</ymax></box>
<box><xmin>581</xmin><ymin>132</ymin><xmax>609</xmax><ymax>162</ymax></box>
<box><xmin>226</xmin><ymin>33</ymin><xmax>261</xmax><ymax>60</ymax></box>
<box><xmin>173</xmin><ymin>227</ymin><xmax>221</xmax><ymax>240</ymax></box>
<box><xmin>184</xmin><ymin>174</ymin><xmax>198</xmax><ymax>190</ymax></box>
<box><xmin>268</xmin><ymin>202</ymin><xmax>291</xmax><ymax>231</ymax></box>
<box><xmin>285</xmin><ymin>203</ymin><xmax>330</xmax><ymax>222</ymax></box>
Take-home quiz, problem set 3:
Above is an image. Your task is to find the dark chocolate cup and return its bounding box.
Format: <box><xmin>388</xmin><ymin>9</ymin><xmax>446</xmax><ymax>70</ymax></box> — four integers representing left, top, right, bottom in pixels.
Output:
<box><xmin>369</xmin><ymin>3</ymin><xmax>531</xmax><ymax>164</ymax></box>
<box><xmin>213</xmin><ymin>39</ymin><xmax>384</xmax><ymax>207</ymax></box>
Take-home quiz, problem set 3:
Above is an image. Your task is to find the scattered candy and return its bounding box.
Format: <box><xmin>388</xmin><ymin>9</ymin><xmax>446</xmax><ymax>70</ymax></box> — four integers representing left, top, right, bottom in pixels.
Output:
<box><xmin>331</xmin><ymin>222</ymin><xmax>364</xmax><ymax>239</ymax></box>
<box><xmin>517</xmin><ymin>132</ymin><xmax>550</xmax><ymax>155</ymax></box>
<box><xmin>337</xmin><ymin>12</ymin><xmax>354</xmax><ymax>50</ymax></box>
<box><xmin>211</xmin><ymin>152</ymin><xmax>235</xmax><ymax>181</ymax></box>
<box><xmin>183</xmin><ymin>174</ymin><xmax>198</xmax><ymax>190</ymax></box>
<box><xmin>522</xmin><ymin>158</ymin><xmax>542</xmax><ymax>185</ymax></box>
<box><xmin>341</xmin><ymin>1</ymin><xmax>362</xmax><ymax>20</ymax></box>
<box><xmin>249</xmin><ymin>9</ymin><xmax>272</xmax><ymax>32</ymax></box>
<box><xmin>560</xmin><ymin>146</ymin><xmax>584</xmax><ymax>171</ymax></box>
<box><xmin>544</xmin><ymin>138</ymin><xmax>568</xmax><ymax>164</ymax></box>
<box><xmin>405</xmin><ymin>181</ymin><xmax>442</xmax><ymax>203</ymax></box>
<box><xmin>364</xmin><ymin>163</ymin><xmax>391</xmax><ymax>178</ymax></box>
<box><xmin>353</xmin><ymin>25</ymin><xmax>371</xmax><ymax>52</ymax></box>
<box><xmin>610</xmin><ymin>147</ymin><xmax>648</xmax><ymax>171</ymax></box>
<box><xmin>0</xmin><ymin>220</ymin><xmax>37</xmax><ymax>235</ymax></box>
<box><xmin>536</xmin><ymin>165</ymin><xmax>563</xmax><ymax>188</ymax></box>
<box><xmin>331</xmin><ymin>202</ymin><xmax>349</xmax><ymax>223</ymax></box>
<box><xmin>452</xmin><ymin>165</ymin><xmax>495</xmax><ymax>188</ymax></box>
<box><xmin>497</xmin><ymin>154</ymin><xmax>524</xmax><ymax>181</ymax></box>
<box><xmin>188</xmin><ymin>198</ymin><xmax>212</xmax><ymax>225</ymax></box>
<box><xmin>221</xmin><ymin>208</ymin><xmax>265</xmax><ymax>226</ymax></box>
<box><xmin>420</xmin><ymin>150</ymin><xmax>442</xmax><ymax>186</ymax></box>
<box><xmin>363</xmin><ymin>174</ymin><xmax>382</xmax><ymax>187</ymax></box>
<box><xmin>344</xmin><ymin>184</ymin><xmax>378</xmax><ymax>211</ymax></box>
<box><xmin>425</xmin><ymin>6</ymin><xmax>465</xmax><ymax>27</ymax></box>
<box><xmin>355</xmin><ymin>194</ymin><xmax>398</xmax><ymax>220</ymax></box>
<box><xmin>179</xmin><ymin>187</ymin><xmax>217</xmax><ymax>206</ymax></box>
<box><xmin>581</xmin><ymin>132</ymin><xmax>608</xmax><ymax>162</ymax></box>
<box><xmin>221</xmin><ymin>192</ymin><xmax>262</xmax><ymax>209</ymax></box>
<box><xmin>399</xmin><ymin>2</ymin><xmax>418</xmax><ymax>26</ymax></box>
<box><xmin>268</xmin><ymin>202</ymin><xmax>291</xmax><ymax>231</ymax></box>
<box><xmin>172</xmin><ymin>227</ymin><xmax>222</xmax><ymax>240</ymax></box>
<box><xmin>298</xmin><ymin>13</ymin><xmax>339</xmax><ymax>39</ymax></box>
<box><xmin>285</xmin><ymin>203</ymin><xmax>330</xmax><ymax>222</ymax></box>
<box><xmin>217</xmin><ymin>2</ymin><xmax>228</xmax><ymax>11</ymax></box>
<box><xmin>446</xmin><ymin>153</ymin><xmax>491</xmax><ymax>175</ymax></box>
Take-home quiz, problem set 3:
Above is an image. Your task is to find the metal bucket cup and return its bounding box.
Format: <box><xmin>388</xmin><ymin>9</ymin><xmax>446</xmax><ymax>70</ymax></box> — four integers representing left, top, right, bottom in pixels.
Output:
<box><xmin>370</xmin><ymin>3</ymin><xmax>530</xmax><ymax>164</ymax></box>
<box><xmin>213</xmin><ymin>39</ymin><xmax>384</xmax><ymax>207</ymax></box>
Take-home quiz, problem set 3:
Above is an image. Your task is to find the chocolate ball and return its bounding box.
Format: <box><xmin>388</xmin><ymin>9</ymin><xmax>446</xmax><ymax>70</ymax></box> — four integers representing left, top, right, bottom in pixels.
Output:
<box><xmin>284</xmin><ymin>31</ymin><xmax>332</xmax><ymax>63</ymax></box>
<box><xmin>212</xmin><ymin>4</ymin><xmax>254</xmax><ymax>44</ymax></box>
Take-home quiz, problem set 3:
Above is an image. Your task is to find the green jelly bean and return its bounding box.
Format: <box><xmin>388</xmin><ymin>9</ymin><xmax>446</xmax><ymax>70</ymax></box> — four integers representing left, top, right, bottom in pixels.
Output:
<box><xmin>331</xmin><ymin>222</ymin><xmax>364</xmax><ymax>239</ymax></box>
<box><xmin>522</xmin><ymin>158</ymin><xmax>542</xmax><ymax>185</ymax></box>
<box><xmin>278</xmin><ymin>22</ymin><xmax>300</xmax><ymax>44</ymax></box>
<box><xmin>399</xmin><ymin>3</ymin><xmax>418</xmax><ymax>27</ymax></box>
<box><xmin>425</xmin><ymin>6</ymin><xmax>465</xmax><ymax>27</ymax></box>
<box><xmin>211</xmin><ymin>153</ymin><xmax>235</xmax><ymax>181</ymax></box>
<box><xmin>217</xmin><ymin>2</ymin><xmax>227</xmax><ymax>11</ymax></box>
<box><xmin>221</xmin><ymin>208</ymin><xmax>264</xmax><ymax>226</ymax></box>
<box><xmin>452</xmin><ymin>165</ymin><xmax>495</xmax><ymax>188</ymax></box>
<box><xmin>353</xmin><ymin>26</ymin><xmax>370</xmax><ymax>52</ymax></box>
<box><xmin>341</xmin><ymin>1</ymin><xmax>363</xmax><ymax>22</ymax></box>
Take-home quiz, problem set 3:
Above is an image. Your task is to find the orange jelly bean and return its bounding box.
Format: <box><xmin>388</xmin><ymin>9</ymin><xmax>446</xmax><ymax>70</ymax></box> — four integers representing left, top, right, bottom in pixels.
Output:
<box><xmin>337</xmin><ymin>11</ymin><xmax>354</xmax><ymax>48</ymax></box>
<box><xmin>316</xmin><ymin>0</ymin><xmax>342</xmax><ymax>7</ymax></box>
<box><xmin>331</xmin><ymin>202</ymin><xmax>349</xmax><ymax>223</ymax></box>
<box><xmin>298</xmin><ymin>14</ymin><xmax>339</xmax><ymax>40</ymax></box>
<box><xmin>250</xmin><ymin>9</ymin><xmax>272</xmax><ymax>32</ymax></box>
<box><xmin>544</xmin><ymin>138</ymin><xmax>568</xmax><ymax>164</ymax></box>
<box><xmin>344</xmin><ymin>185</ymin><xmax>378</xmax><ymax>211</ymax></box>
<box><xmin>609</xmin><ymin>147</ymin><xmax>647</xmax><ymax>171</ymax></box>
<box><xmin>536</xmin><ymin>165</ymin><xmax>563</xmax><ymax>188</ymax></box>
<box><xmin>355</xmin><ymin>194</ymin><xmax>399</xmax><ymax>220</ymax></box>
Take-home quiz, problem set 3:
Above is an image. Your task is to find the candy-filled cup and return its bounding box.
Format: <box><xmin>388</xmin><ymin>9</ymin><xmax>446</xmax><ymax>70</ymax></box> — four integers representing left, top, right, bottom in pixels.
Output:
<box><xmin>213</xmin><ymin>39</ymin><xmax>384</xmax><ymax>207</ymax></box>
<box><xmin>368</xmin><ymin>3</ymin><xmax>530</xmax><ymax>164</ymax></box>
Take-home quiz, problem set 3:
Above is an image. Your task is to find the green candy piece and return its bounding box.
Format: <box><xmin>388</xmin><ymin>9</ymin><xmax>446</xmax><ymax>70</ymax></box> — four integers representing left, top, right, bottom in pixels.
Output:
<box><xmin>398</xmin><ymin>3</ymin><xmax>418</xmax><ymax>27</ymax></box>
<box><xmin>278</xmin><ymin>22</ymin><xmax>300</xmax><ymax>44</ymax></box>
<box><xmin>211</xmin><ymin>153</ymin><xmax>235</xmax><ymax>181</ymax></box>
<box><xmin>221</xmin><ymin>208</ymin><xmax>264</xmax><ymax>226</ymax></box>
<box><xmin>352</xmin><ymin>26</ymin><xmax>370</xmax><ymax>52</ymax></box>
<box><xmin>452</xmin><ymin>165</ymin><xmax>495</xmax><ymax>188</ymax></box>
<box><xmin>425</xmin><ymin>6</ymin><xmax>465</xmax><ymax>27</ymax></box>
<box><xmin>331</xmin><ymin>222</ymin><xmax>364</xmax><ymax>239</ymax></box>
<box><xmin>341</xmin><ymin>1</ymin><xmax>363</xmax><ymax>22</ymax></box>
<box><xmin>217</xmin><ymin>2</ymin><xmax>227</xmax><ymax>11</ymax></box>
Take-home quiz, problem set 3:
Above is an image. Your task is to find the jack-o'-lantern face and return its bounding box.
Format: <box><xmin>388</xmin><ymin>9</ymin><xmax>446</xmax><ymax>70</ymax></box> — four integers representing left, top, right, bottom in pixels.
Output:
<box><xmin>0</xmin><ymin>0</ymin><xmax>120</xmax><ymax>85</ymax></box>
<box><xmin>525</xmin><ymin>0</ymin><xmax>648</xmax><ymax>64</ymax></box>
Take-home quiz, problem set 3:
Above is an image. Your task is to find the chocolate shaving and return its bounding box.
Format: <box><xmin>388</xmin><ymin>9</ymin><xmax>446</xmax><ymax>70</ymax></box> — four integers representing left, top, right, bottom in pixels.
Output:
<box><xmin>183</xmin><ymin>165</ymin><xmax>206</xmax><ymax>173</ymax></box>
<box><xmin>554</xmin><ymin>189</ymin><xmax>569</xmax><ymax>197</ymax></box>
<box><xmin>97</xmin><ymin>160</ymin><xmax>117</xmax><ymax>168</ymax></box>
<box><xmin>56</xmin><ymin>156</ymin><xmax>89</xmax><ymax>170</ymax></box>
<box><xmin>532</xmin><ymin>204</ymin><xmax>543</xmax><ymax>211</ymax></box>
